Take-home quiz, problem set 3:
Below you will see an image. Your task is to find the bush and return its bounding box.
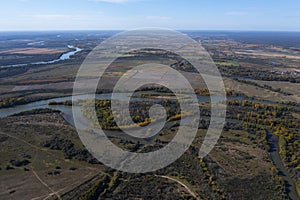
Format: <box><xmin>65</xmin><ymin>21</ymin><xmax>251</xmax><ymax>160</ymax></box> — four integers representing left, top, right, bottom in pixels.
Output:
<box><xmin>10</xmin><ymin>159</ymin><xmax>30</xmax><ymax>167</ymax></box>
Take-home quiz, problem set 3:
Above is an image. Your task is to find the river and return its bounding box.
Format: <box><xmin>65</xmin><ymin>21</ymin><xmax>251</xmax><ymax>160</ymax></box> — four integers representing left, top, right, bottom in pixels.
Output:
<box><xmin>266</xmin><ymin>131</ymin><xmax>299</xmax><ymax>200</ymax></box>
<box><xmin>0</xmin><ymin>93</ymin><xmax>183</xmax><ymax>144</ymax></box>
<box><xmin>0</xmin><ymin>94</ymin><xmax>277</xmax><ymax>143</ymax></box>
<box><xmin>0</xmin><ymin>45</ymin><xmax>83</xmax><ymax>68</ymax></box>
<box><xmin>0</xmin><ymin>93</ymin><xmax>276</xmax><ymax>119</ymax></box>
<box><xmin>0</xmin><ymin>93</ymin><xmax>297</xmax><ymax>198</ymax></box>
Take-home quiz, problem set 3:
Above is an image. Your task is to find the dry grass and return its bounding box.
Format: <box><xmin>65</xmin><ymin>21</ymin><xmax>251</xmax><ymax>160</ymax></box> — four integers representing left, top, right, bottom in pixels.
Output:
<box><xmin>224</xmin><ymin>78</ymin><xmax>300</xmax><ymax>103</ymax></box>
<box><xmin>209</xmin><ymin>130</ymin><xmax>273</xmax><ymax>178</ymax></box>
<box><xmin>0</xmin><ymin>112</ymin><xmax>105</xmax><ymax>199</ymax></box>
<box><xmin>250</xmin><ymin>80</ymin><xmax>300</xmax><ymax>97</ymax></box>
<box><xmin>234</xmin><ymin>51</ymin><xmax>300</xmax><ymax>60</ymax></box>
<box><xmin>0</xmin><ymin>48</ymin><xmax>66</xmax><ymax>55</ymax></box>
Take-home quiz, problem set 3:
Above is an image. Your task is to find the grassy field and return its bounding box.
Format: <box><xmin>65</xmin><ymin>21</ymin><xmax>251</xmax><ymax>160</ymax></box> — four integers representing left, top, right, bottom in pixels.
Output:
<box><xmin>0</xmin><ymin>111</ymin><xmax>107</xmax><ymax>199</ymax></box>
<box><xmin>250</xmin><ymin>80</ymin><xmax>300</xmax><ymax>98</ymax></box>
<box><xmin>224</xmin><ymin>78</ymin><xmax>300</xmax><ymax>103</ymax></box>
<box><xmin>0</xmin><ymin>108</ymin><xmax>289</xmax><ymax>199</ymax></box>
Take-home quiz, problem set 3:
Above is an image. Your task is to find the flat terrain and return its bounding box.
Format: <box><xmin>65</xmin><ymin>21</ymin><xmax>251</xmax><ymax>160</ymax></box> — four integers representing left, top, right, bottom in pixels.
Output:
<box><xmin>0</xmin><ymin>48</ymin><xmax>66</xmax><ymax>55</ymax></box>
<box><xmin>0</xmin><ymin>110</ymin><xmax>287</xmax><ymax>199</ymax></box>
<box><xmin>0</xmin><ymin>112</ymin><xmax>106</xmax><ymax>200</ymax></box>
<box><xmin>0</xmin><ymin>31</ymin><xmax>300</xmax><ymax>199</ymax></box>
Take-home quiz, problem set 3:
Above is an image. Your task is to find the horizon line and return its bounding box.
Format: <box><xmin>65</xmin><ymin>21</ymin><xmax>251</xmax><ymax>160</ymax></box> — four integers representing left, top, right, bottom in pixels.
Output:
<box><xmin>0</xmin><ymin>29</ymin><xmax>300</xmax><ymax>33</ymax></box>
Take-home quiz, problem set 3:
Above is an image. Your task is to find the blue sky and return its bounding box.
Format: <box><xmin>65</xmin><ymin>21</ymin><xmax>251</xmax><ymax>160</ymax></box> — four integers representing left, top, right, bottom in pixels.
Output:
<box><xmin>1</xmin><ymin>0</ymin><xmax>300</xmax><ymax>31</ymax></box>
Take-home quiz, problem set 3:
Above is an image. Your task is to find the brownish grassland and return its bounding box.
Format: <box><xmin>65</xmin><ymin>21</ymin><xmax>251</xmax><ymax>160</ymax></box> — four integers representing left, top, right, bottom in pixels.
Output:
<box><xmin>0</xmin><ymin>48</ymin><xmax>66</xmax><ymax>55</ymax></box>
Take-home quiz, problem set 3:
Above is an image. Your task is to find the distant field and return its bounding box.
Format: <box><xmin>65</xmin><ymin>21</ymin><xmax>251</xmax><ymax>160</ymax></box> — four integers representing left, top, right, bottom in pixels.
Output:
<box><xmin>235</xmin><ymin>50</ymin><xmax>300</xmax><ymax>60</ymax></box>
<box><xmin>0</xmin><ymin>48</ymin><xmax>66</xmax><ymax>55</ymax></box>
<box><xmin>215</xmin><ymin>60</ymin><xmax>240</xmax><ymax>67</ymax></box>
<box><xmin>250</xmin><ymin>80</ymin><xmax>300</xmax><ymax>98</ymax></box>
<box><xmin>224</xmin><ymin>78</ymin><xmax>300</xmax><ymax>103</ymax></box>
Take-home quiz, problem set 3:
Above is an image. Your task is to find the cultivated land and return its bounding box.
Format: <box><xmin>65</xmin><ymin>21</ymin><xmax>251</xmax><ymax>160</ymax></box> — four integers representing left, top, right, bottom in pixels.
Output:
<box><xmin>0</xmin><ymin>31</ymin><xmax>299</xmax><ymax>199</ymax></box>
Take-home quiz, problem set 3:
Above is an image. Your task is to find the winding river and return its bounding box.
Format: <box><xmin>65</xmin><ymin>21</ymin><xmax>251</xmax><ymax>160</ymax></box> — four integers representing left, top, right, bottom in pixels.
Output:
<box><xmin>0</xmin><ymin>93</ymin><xmax>276</xmax><ymax>119</ymax></box>
<box><xmin>0</xmin><ymin>93</ymin><xmax>184</xmax><ymax>144</ymax></box>
<box><xmin>0</xmin><ymin>93</ymin><xmax>297</xmax><ymax>198</ymax></box>
<box><xmin>266</xmin><ymin>131</ymin><xmax>299</xmax><ymax>200</ymax></box>
<box><xmin>0</xmin><ymin>45</ymin><xmax>83</xmax><ymax>68</ymax></box>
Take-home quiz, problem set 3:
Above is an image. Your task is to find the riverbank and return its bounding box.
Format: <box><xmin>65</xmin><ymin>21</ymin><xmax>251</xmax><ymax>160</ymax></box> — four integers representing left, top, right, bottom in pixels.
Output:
<box><xmin>0</xmin><ymin>45</ymin><xmax>82</xmax><ymax>69</ymax></box>
<box><xmin>266</xmin><ymin>131</ymin><xmax>299</xmax><ymax>200</ymax></box>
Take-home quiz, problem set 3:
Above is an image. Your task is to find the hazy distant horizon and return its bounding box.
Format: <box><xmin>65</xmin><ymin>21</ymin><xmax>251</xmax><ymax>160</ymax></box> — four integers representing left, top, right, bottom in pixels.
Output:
<box><xmin>1</xmin><ymin>29</ymin><xmax>300</xmax><ymax>48</ymax></box>
<box><xmin>0</xmin><ymin>29</ymin><xmax>300</xmax><ymax>33</ymax></box>
<box><xmin>1</xmin><ymin>0</ymin><xmax>300</xmax><ymax>31</ymax></box>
